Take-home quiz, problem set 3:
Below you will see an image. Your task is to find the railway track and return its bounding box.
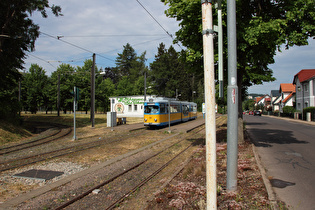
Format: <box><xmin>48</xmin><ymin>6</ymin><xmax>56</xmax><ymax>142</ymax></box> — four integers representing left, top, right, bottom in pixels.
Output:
<box><xmin>0</xmin><ymin>129</ymin><xmax>148</xmax><ymax>172</ymax></box>
<box><xmin>0</xmin><ymin>127</ymin><xmax>72</xmax><ymax>155</ymax></box>
<box><xmin>52</xmin><ymin>126</ymin><xmax>205</xmax><ymax>210</ymax></box>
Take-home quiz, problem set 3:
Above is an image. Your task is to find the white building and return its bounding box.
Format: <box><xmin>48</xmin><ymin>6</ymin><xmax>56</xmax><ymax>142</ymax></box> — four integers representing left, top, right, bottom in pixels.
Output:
<box><xmin>109</xmin><ymin>95</ymin><xmax>155</xmax><ymax>118</ymax></box>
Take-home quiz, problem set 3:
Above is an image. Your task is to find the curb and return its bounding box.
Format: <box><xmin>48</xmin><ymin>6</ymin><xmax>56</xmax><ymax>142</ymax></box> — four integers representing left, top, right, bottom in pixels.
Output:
<box><xmin>251</xmin><ymin>140</ymin><xmax>279</xmax><ymax>209</ymax></box>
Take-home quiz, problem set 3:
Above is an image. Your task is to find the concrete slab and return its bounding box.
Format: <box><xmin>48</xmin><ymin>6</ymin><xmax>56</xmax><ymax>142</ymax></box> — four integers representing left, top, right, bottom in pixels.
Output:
<box><xmin>13</xmin><ymin>169</ymin><xmax>64</xmax><ymax>181</ymax></box>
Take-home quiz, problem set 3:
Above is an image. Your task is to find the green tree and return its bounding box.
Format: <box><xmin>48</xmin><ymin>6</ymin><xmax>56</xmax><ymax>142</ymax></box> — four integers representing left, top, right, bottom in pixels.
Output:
<box><xmin>50</xmin><ymin>64</ymin><xmax>75</xmax><ymax>114</ymax></box>
<box><xmin>96</xmin><ymin>78</ymin><xmax>115</xmax><ymax>113</ymax></box>
<box><xmin>162</xmin><ymin>0</ymin><xmax>315</xmax><ymax>111</ymax></box>
<box><xmin>115</xmin><ymin>76</ymin><xmax>134</xmax><ymax>96</ymax></box>
<box><xmin>242</xmin><ymin>99</ymin><xmax>255</xmax><ymax>111</ymax></box>
<box><xmin>150</xmin><ymin>43</ymin><xmax>188</xmax><ymax>98</ymax></box>
<box><xmin>23</xmin><ymin>64</ymin><xmax>48</xmax><ymax>113</ymax></box>
<box><xmin>0</xmin><ymin>1</ymin><xmax>62</xmax><ymax>119</ymax></box>
<box><xmin>115</xmin><ymin>43</ymin><xmax>147</xmax><ymax>84</ymax></box>
<box><xmin>75</xmin><ymin>59</ymin><xmax>97</xmax><ymax>113</ymax></box>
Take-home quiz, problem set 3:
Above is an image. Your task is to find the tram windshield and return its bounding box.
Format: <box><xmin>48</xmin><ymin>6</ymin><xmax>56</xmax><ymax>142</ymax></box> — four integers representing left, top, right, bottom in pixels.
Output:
<box><xmin>144</xmin><ymin>105</ymin><xmax>159</xmax><ymax>114</ymax></box>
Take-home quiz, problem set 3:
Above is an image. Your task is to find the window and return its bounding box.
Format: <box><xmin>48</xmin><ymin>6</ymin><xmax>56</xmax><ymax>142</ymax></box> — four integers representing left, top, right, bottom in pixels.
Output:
<box><xmin>304</xmin><ymin>84</ymin><xmax>308</xmax><ymax>92</ymax></box>
<box><xmin>144</xmin><ymin>105</ymin><xmax>159</xmax><ymax>114</ymax></box>
<box><xmin>128</xmin><ymin>105</ymin><xmax>132</xmax><ymax>112</ymax></box>
<box><xmin>134</xmin><ymin>105</ymin><xmax>137</xmax><ymax>112</ymax></box>
<box><xmin>160</xmin><ymin>104</ymin><xmax>166</xmax><ymax>113</ymax></box>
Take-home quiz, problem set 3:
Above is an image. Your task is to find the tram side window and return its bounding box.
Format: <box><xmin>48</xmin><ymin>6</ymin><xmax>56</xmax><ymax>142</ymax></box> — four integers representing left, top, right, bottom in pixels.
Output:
<box><xmin>160</xmin><ymin>104</ymin><xmax>166</xmax><ymax>113</ymax></box>
<box><xmin>170</xmin><ymin>104</ymin><xmax>180</xmax><ymax>113</ymax></box>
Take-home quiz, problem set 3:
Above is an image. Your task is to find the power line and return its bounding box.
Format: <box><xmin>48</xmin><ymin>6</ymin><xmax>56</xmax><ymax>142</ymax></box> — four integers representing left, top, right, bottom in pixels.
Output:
<box><xmin>55</xmin><ymin>34</ymin><xmax>168</xmax><ymax>38</ymax></box>
<box><xmin>40</xmin><ymin>31</ymin><xmax>115</xmax><ymax>62</ymax></box>
<box><xmin>28</xmin><ymin>54</ymin><xmax>57</xmax><ymax>69</ymax></box>
<box><xmin>135</xmin><ymin>0</ymin><xmax>183</xmax><ymax>50</ymax></box>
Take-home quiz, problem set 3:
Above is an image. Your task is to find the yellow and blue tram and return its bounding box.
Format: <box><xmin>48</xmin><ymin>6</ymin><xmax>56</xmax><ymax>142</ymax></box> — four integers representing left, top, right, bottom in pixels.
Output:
<box><xmin>144</xmin><ymin>97</ymin><xmax>197</xmax><ymax>126</ymax></box>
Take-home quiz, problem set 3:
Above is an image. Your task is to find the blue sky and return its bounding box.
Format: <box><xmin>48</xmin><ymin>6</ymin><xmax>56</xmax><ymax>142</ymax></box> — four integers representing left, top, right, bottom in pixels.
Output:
<box><xmin>248</xmin><ymin>38</ymin><xmax>315</xmax><ymax>95</ymax></box>
<box><xmin>24</xmin><ymin>0</ymin><xmax>315</xmax><ymax>95</ymax></box>
<box><xmin>24</xmin><ymin>0</ymin><xmax>181</xmax><ymax>74</ymax></box>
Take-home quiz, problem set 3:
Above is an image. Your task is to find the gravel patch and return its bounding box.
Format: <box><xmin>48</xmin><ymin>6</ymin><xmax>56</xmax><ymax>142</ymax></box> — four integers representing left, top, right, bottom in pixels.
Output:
<box><xmin>0</xmin><ymin>160</ymin><xmax>87</xmax><ymax>203</ymax></box>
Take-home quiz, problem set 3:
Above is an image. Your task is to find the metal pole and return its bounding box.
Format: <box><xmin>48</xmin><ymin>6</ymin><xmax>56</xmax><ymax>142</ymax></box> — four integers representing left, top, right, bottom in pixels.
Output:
<box><xmin>57</xmin><ymin>74</ymin><xmax>60</xmax><ymax>117</ymax></box>
<box><xmin>168</xmin><ymin>99</ymin><xmax>171</xmax><ymax>133</ymax></box>
<box><xmin>218</xmin><ymin>0</ymin><xmax>224</xmax><ymax>98</ymax></box>
<box><xmin>91</xmin><ymin>53</ymin><xmax>96</xmax><ymax>127</ymax></box>
<box><xmin>144</xmin><ymin>71</ymin><xmax>147</xmax><ymax>101</ymax></box>
<box><xmin>227</xmin><ymin>0</ymin><xmax>238</xmax><ymax>192</ymax></box>
<box><xmin>201</xmin><ymin>0</ymin><xmax>216</xmax><ymax>209</ymax></box>
<box><xmin>73</xmin><ymin>86</ymin><xmax>77</xmax><ymax>140</ymax></box>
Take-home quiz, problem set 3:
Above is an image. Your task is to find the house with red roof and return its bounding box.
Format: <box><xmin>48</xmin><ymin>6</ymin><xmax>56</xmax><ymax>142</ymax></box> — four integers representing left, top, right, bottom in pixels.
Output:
<box><xmin>254</xmin><ymin>95</ymin><xmax>271</xmax><ymax>111</ymax></box>
<box><xmin>293</xmin><ymin>69</ymin><xmax>315</xmax><ymax>112</ymax></box>
<box><xmin>279</xmin><ymin>83</ymin><xmax>296</xmax><ymax>112</ymax></box>
<box><xmin>270</xmin><ymin>90</ymin><xmax>281</xmax><ymax>112</ymax></box>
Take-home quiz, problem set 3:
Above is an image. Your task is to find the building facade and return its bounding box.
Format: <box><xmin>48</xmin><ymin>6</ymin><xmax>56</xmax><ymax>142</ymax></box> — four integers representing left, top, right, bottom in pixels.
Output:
<box><xmin>293</xmin><ymin>69</ymin><xmax>315</xmax><ymax>112</ymax></box>
<box><xmin>109</xmin><ymin>95</ymin><xmax>155</xmax><ymax>118</ymax></box>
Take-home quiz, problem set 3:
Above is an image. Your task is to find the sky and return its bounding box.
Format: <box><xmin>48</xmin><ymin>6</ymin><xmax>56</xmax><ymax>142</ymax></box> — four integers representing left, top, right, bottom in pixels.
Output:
<box><xmin>24</xmin><ymin>0</ymin><xmax>182</xmax><ymax>74</ymax></box>
<box><xmin>24</xmin><ymin>0</ymin><xmax>315</xmax><ymax>95</ymax></box>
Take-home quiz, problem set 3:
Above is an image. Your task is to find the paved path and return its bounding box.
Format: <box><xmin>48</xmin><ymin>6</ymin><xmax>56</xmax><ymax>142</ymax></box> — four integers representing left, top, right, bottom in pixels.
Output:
<box><xmin>245</xmin><ymin>115</ymin><xmax>315</xmax><ymax>210</ymax></box>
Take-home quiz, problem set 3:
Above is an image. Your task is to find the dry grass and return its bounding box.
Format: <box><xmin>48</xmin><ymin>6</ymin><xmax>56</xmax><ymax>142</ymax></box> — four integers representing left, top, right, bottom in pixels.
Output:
<box><xmin>0</xmin><ymin>113</ymin><xmax>143</xmax><ymax>146</ymax></box>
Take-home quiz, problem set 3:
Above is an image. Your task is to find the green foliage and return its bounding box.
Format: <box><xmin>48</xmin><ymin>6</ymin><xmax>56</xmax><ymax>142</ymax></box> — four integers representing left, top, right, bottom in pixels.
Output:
<box><xmin>149</xmin><ymin>43</ymin><xmax>194</xmax><ymax>100</ymax></box>
<box><xmin>162</xmin><ymin>0</ymin><xmax>315</xmax><ymax>96</ymax></box>
<box><xmin>0</xmin><ymin>0</ymin><xmax>62</xmax><ymax>120</ymax></box>
<box><xmin>242</xmin><ymin>99</ymin><xmax>255</xmax><ymax>111</ymax></box>
<box><xmin>283</xmin><ymin>106</ymin><xmax>296</xmax><ymax>114</ymax></box>
<box><xmin>303</xmin><ymin>106</ymin><xmax>315</xmax><ymax>113</ymax></box>
<box><xmin>23</xmin><ymin>64</ymin><xmax>48</xmax><ymax>113</ymax></box>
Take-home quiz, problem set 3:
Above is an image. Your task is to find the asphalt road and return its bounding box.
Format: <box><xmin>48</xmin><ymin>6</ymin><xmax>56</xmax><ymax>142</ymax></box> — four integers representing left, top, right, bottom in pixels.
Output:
<box><xmin>244</xmin><ymin>115</ymin><xmax>315</xmax><ymax>210</ymax></box>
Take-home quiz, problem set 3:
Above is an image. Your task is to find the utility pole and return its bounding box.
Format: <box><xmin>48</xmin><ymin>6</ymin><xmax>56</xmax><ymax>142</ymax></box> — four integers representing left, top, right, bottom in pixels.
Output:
<box><xmin>227</xmin><ymin>0</ymin><xmax>238</xmax><ymax>191</ymax></box>
<box><xmin>57</xmin><ymin>74</ymin><xmax>60</xmax><ymax>117</ymax></box>
<box><xmin>91</xmin><ymin>53</ymin><xmax>96</xmax><ymax>127</ymax></box>
<box><xmin>73</xmin><ymin>86</ymin><xmax>78</xmax><ymax>140</ymax></box>
<box><xmin>144</xmin><ymin>71</ymin><xmax>147</xmax><ymax>101</ymax></box>
<box><xmin>217</xmin><ymin>0</ymin><xmax>224</xmax><ymax>98</ymax></box>
<box><xmin>201</xmin><ymin>0</ymin><xmax>216</xmax><ymax>209</ymax></box>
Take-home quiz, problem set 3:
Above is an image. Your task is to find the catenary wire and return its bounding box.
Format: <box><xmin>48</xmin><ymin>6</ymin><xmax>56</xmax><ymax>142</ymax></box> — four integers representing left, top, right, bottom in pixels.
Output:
<box><xmin>135</xmin><ymin>0</ymin><xmax>183</xmax><ymax>50</ymax></box>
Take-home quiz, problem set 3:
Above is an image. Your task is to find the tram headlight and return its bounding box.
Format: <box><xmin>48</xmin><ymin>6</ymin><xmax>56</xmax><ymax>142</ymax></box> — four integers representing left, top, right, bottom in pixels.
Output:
<box><xmin>144</xmin><ymin>118</ymin><xmax>147</xmax><ymax>122</ymax></box>
<box><xmin>154</xmin><ymin>118</ymin><xmax>157</xmax><ymax>122</ymax></box>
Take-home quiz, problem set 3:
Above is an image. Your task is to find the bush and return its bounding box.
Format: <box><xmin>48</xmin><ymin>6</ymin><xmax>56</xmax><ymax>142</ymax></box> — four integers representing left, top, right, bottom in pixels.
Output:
<box><xmin>281</xmin><ymin>106</ymin><xmax>296</xmax><ymax>118</ymax></box>
<box><xmin>283</xmin><ymin>106</ymin><xmax>296</xmax><ymax>114</ymax></box>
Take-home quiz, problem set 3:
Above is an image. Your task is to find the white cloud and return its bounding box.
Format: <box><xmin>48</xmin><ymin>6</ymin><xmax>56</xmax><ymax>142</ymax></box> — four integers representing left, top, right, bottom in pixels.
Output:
<box><xmin>248</xmin><ymin>38</ymin><xmax>315</xmax><ymax>94</ymax></box>
<box><xmin>24</xmin><ymin>0</ymin><xmax>181</xmax><ymax>75</ymax></box>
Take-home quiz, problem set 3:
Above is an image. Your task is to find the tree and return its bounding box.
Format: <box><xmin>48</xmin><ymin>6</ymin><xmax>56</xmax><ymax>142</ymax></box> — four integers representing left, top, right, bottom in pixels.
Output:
<box><xmin>162</xmin><ymin>0</ymin><xmax>315</xmax><ymax>109</ymax></box>
<box><xmin>50</xmin><ymin>64</ymin><xmax>75</xmax><ymax>114</ymax></box>
<box><xmin>115</xmin><ymin>43</ymin><xmax>147</xmax><ymax>84</ymax></box>
<box><xmin>96</xmin><ymin>78</ymin><xmax>115</xmax><ymax>113</ymax></box>
<box><xmin>150</xmin><ymin>43</ymin><xmax>190</xmax><ymax>99</ymax></box>
<box><xmin>23</xmin><ymin>64</ymin><xmax>48</xmax><ymax>113</ymax></box>
<box><xmin>0</xmin><ymin>0</ymin><xmax>62</xmax><ymax>119</ymax></box>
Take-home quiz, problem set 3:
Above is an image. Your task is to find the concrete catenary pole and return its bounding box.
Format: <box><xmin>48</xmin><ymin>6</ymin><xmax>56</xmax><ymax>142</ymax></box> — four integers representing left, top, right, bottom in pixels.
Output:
<box><xmin>91</xmin><ymin>53</ymin><xmax>96</xmax><ymax>127</ymax></box>
<box><xmin>217</xmin><ymin>0</ymin><xmax>224</xmax><ymax>98</ymax></box>
<box><xmin>73</xmin><ymin>86</ymin><xmax>77</xmax><ymax>140</ymax></box>
<box><xmin>227</xmin><ymin>0</ymin><xmax>238</xmax><ymax>191</ymax></box>
<box><xmin>201</xmin><ymin>0</ymin><xmax>216</xmax><ymax>208</ymax></box>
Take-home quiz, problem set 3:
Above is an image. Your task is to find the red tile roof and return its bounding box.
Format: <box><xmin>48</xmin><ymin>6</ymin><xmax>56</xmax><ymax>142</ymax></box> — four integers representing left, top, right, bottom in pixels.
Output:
<box><xmin>283</xmin><ymin>92</ymin><xmax>294</xmax><ymax>103</ymax></box>
<box><xmin>255</xmin><ymin>96</ymin><xmax>263</xmax><ymax>103</ymax></box>
<box><xmin>293</xmin><ymin>69</ymin><xmax>315</xmax><ymax>83</ymax></box>
<box><xmin>280</xmin><ymin>83</ymin><xmax>296</xmax><ymax>93</ymax></box>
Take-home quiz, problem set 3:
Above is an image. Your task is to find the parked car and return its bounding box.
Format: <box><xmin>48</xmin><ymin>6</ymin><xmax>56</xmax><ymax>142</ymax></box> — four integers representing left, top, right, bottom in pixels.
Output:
<box><xmin>254</xmin><ymin>110</ymin><xmax>261</xmax><ymax>116</ymax></box>
<box><xmin>249</xmin><ymin>111</ymin><xmax>254</xmax><ymax>115</ymax></box>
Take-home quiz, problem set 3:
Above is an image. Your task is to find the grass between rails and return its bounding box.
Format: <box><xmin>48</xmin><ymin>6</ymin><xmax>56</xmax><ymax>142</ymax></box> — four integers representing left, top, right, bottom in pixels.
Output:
<box><xmin>0</xmin><ymin>112</ymin><xmax>143</xmax><ymax>146</ymax></box>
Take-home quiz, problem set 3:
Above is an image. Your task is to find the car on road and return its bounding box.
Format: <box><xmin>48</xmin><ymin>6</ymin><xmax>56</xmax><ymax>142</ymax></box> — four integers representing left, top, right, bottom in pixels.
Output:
<box><xmin>254</xmin><ymin>110</ymin><xmax>261</xmax><ymax>116</ymax></box>
<box><xmin>249</xmin><ymin>111</ymin><xmax>254</xmax><ymax>115</ymax></box>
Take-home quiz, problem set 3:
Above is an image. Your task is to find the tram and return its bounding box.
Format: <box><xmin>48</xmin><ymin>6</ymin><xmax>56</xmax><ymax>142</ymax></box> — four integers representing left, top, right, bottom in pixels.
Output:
<box><xmin>144</xmin><ymin>97</ymin><xmax>197</xmax><ymax>127</ymax></box>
